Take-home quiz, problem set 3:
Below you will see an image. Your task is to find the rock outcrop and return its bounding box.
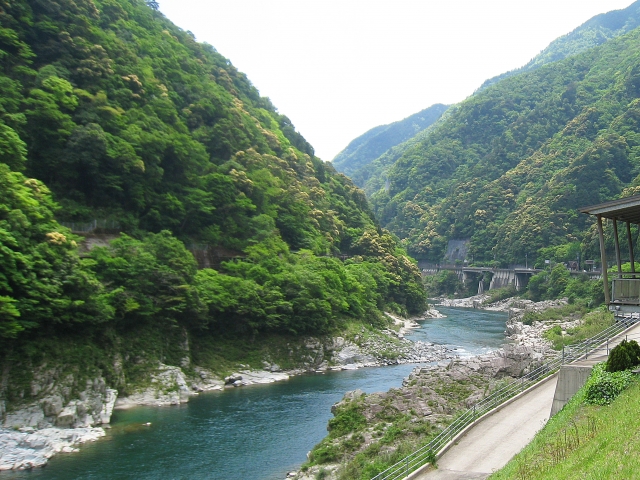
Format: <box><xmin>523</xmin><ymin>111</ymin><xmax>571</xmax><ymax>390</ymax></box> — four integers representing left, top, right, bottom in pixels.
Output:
<box><xmin>114</xmin><ymin>364</ymin><xmax>193</xmax><ymax>409</ymax></box>
<box><xmin>3</xmin><ymin>377</ymin><xmax>117</xmax><ymax>430</ymax></box>
<box><xmin>0</xmin><ymin>375</ymin><xmax>116</xmax><ymax>471</ymax></box>
<box><xmin>0</xmin><ymin>427</ymin><xmax>105</xmax><ymax>471</ymax></box>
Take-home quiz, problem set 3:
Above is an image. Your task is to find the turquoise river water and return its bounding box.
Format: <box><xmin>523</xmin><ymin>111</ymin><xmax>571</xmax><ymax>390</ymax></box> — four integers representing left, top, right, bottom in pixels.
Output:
<box><xmin>3</xmin><ymin>307</ymin><xmax>507</xmax><ymax>480</ymax></box>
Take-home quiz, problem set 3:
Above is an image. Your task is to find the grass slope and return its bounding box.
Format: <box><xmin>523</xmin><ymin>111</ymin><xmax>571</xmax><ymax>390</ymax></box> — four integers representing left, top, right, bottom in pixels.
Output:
<box><xmin>490</xmin><ymin>371</ymin><xmax>640</xmax><ymax>479</ymax></box>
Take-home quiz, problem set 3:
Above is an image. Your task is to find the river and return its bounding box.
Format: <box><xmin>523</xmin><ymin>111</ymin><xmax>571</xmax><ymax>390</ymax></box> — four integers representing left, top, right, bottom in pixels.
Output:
<box><xmin>3</xmin><ymin>307</ymin><xmax>507</xmax><ymax>480</ymax></box>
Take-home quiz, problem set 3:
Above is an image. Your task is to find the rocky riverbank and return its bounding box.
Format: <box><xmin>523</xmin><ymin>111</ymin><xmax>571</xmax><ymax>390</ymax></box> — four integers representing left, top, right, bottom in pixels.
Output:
<box><xmin>0</xmin><ymin>427</ymin><xmax>106</xmax><ymax>471</ymax></box>
<box><xmin>293</xmin><ymin>296</ymin><xmax>572</xmax><ymax>479</ymax></box>
<box><xmin>0</xmin><ymin>375</ymin><xmax>117</xmax><ymax>471</ymax></box>
<box><xmin>0</xmin><ymin>309</ymin><xmax>451</xmax><ymax>471</ymax></box>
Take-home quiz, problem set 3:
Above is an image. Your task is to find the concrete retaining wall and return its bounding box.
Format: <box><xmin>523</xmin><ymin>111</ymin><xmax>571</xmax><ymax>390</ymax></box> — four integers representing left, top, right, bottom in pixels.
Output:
<box><xmin>550</xmin><ymin>365</ymin><xmax>593</xmax><ymax>417</ymax></box>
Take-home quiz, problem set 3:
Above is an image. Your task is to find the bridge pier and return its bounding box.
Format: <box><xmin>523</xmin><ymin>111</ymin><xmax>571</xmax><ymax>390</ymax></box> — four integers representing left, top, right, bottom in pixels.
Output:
<box><xmin>488</xmin><ymin>269</ymin><xmax>516</xmax><ymax>290</ymax></box>
<box><xmin>419</xmin><ymin>263</ymin><xmax>541</xmax><ymax>292</ymax></box>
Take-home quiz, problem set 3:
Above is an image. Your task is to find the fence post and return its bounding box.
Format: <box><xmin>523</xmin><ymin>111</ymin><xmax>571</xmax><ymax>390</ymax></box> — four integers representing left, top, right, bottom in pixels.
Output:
<box><xmin>406</xmin><ymin>456</ymin><xmax>409</xmax><ymax>476</ymax></box>
<box><xmin>562</xmin><ymin>346</ymin><xmax>565</xmax><ymax>364</ymax></box>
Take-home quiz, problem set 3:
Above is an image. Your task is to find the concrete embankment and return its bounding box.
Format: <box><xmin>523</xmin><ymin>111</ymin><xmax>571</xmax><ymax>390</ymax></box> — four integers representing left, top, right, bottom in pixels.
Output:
<box><xmin>550</xmin><ymin>321</ymin><xmax>640</xmax><ymax>416</ymax></box>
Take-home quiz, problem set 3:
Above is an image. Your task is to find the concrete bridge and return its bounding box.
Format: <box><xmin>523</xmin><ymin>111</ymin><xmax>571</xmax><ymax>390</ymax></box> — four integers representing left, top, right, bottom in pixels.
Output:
<box><xmin>418</xmin><ymin>262</ymin><xmax>601</xmax><ymax>294</ymax></box>
<box><xmin>418</xmin><ymin>262</ymin><xmax>543</xmax><ymax>293</ymax></box>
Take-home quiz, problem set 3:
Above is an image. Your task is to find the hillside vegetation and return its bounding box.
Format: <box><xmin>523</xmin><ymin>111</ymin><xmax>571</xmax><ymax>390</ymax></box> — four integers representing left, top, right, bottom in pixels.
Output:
<box><xmin>367</xmin><ymin>20</ymin><xmax>640</xmax><ymax>266</ymax></box>
<box><xmin>0</xmin><ymin>0</ymin><xmax>426</xmax><ymax>404</ymax></box>
<box><xmin>332</xmin><ymin>104</ymin><xmax>448</xmax><ymax>181</ymax></box>
<box><xmin>481</xmin><ymin>0</ymin><xmax>640</xmax><ymax>90</ymax></box>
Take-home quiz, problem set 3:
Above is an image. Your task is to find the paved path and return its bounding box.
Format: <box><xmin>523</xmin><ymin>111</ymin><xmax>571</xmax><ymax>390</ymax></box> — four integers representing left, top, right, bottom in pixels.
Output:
<box><xmin>413</xmin><ymin>376</ymin><xmax>557</xmax><ymax>480</ymax></box>
<box><xmin>413</xmin><ymin>321</ymin><xmax>640</xmax><ymax>480</ymax></box>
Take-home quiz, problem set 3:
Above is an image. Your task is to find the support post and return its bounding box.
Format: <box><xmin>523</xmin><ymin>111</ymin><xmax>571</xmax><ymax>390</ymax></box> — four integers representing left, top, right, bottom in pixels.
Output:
<box><xmin>597</xmin><ymin>215</ymin><xmax>611</xmax><ymax>305</ymax></box>
<box><xmin>613</xmin><ymin>218</ymin><xmax>622</xmax><ymax>278</ymax></box>
<box><xmin>627</xmin><ymin>221</ymin><xmax>636</xmax><ymax>277</ymax></box>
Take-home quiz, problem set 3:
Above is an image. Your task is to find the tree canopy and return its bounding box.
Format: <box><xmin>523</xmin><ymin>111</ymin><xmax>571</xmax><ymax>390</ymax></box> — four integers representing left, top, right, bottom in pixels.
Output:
<box><xmin>0</xmin><ymin>0</ymin><xmax>427</xmax><ymax>344</ymax></box>
<box><xmin>364</xmin><ymin>22</ymin><xmax>640</xmax><ymax>268</ymax></box>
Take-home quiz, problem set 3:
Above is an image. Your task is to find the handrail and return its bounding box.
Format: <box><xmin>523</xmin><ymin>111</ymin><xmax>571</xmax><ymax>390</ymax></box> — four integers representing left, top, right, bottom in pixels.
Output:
<box><xmin>58</xmin><ymin>219</ymin><xmax>120</xmax><ymax>233</ymax></box>
<box><xmin>370</xmin><ymin>317</ymin><xmax>638</xmax><ymax>480</ymax></box>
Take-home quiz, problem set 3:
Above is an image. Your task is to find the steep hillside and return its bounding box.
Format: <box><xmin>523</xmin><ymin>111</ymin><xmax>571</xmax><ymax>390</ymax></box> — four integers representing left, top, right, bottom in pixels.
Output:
<box><xmin>0</xmin><ymin>0</ymin><xmax>427</xmax><ymax>411</ymax></box>
<box><xmin>481</xmin><ymin>0</ymin><xmax>640</xmax><ymax>89</ymax></box>
<box><xmin>331</xmin><ymin>104</ymin><xmax>448</xmax><ymax>180</ymax></box>
<box><xmin>369</xmin><ymin>25</ymin><xmax>640</xmax><ymax>266</ymax></box>
<box><xmin>352</xmin><ymin>109</ymin><xmax>454</xmax><ymax>197</ymax></box>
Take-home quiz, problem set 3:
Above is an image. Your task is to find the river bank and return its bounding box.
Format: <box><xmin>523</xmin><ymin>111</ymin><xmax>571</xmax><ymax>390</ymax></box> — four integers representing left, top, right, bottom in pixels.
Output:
<box><xmin>0</xmin><ymin>309</ymin><xmax>449</xmax><ymax>471</ymax></box>
<box><xmin>293</xmin><ymin>296</ymin><xmax>572</xmax><ymax>480</ymax></box>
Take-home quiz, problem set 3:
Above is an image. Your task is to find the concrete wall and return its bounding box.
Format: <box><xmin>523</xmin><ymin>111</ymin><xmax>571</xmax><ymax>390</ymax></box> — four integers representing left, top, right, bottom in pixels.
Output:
<box><xmin>488</xmin><ymin>269</ymin><xmax>516</xmax><ymax>290</ymax></box>
<box><xmin>550</xmin><ymin>365</ymin><xmax>594</xmax><ymax>417</ymax></box>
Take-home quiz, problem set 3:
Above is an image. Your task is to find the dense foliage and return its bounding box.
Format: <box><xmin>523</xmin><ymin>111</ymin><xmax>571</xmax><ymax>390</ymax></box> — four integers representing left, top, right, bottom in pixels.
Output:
<box><xmin>332</xmin><ymin>104</ymin><xmax>448</xmax><ymax>181</ymax></box>
<box><xmin>365</xmin><ymin>19</ymin><xmax>640</xmax><ymax>267</ymax></box>
<box><xmin>0</xmin><ymin>0</ymin><xmax>427</xmax><ymax>349</ymax></box>
<box><xmin>0</xmin><ymin>164</ymin><xmax>111</xmax><ymax>338</ymax></box>
<box><xmin>606</xmin><ymin>339</ymin><xmax>640</xmax><ymax>372</ymax></box>
<box><xmin>584</xmin><ymin>362</ymin><xmax>634</xmax><ymax>405</ymax></box>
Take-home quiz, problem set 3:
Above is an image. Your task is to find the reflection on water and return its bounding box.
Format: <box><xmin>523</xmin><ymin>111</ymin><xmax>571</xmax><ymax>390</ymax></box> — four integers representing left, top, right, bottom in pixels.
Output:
<box><xmin>3</xmin><ymin>307</ymin><xmax>507</xmax><ymax>480</ymax></box>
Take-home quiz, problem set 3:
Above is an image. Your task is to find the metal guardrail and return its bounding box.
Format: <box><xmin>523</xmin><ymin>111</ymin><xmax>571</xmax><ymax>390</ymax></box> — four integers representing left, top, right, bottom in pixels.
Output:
<box><xmin>370</xmin><ymin>317</ymin><xmax>639</xmax><ymax>480</ymax></box>
<box><xmin>58</xmin><ymin>219</ymin><xmax>120</xmax><ymax>233</ymax></box>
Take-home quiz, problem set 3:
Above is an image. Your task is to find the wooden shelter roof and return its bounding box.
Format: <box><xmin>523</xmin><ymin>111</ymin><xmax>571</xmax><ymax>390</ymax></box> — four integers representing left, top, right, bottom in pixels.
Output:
<box><xmin>580</xmin><ymin>195</ymin><xmax>640</xmax><ymax>224</ymax></box>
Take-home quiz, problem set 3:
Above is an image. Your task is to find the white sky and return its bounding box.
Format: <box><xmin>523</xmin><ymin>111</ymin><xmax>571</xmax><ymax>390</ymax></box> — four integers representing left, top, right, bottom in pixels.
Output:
<box><xmin>159</xmin><ymin>0</ymin><xmax>635</xmax><ymax>161</ymax></box>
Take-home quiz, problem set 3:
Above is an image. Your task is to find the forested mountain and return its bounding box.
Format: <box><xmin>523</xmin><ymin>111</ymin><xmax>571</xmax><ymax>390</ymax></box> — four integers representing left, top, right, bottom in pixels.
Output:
<box><xmin>368</xmin><ymin>23</ymin><xmax>640</xmax><ymax>267</ymax></box>
<box><xmin>480</xmin><ymin>0</ymin><xmax>640</xmax><ymax>90</ymax></box>
<box><xmin>341</xmin><ymin>3</ymin><xmax>640</xmax><ymax>208</ymax></box>
<box><xmin>331</xmin><ymin>104</ymin><xmax>448</xmax><ymax>180</ymax></box>
<box><xmin>0</xmin><ymin>0</ymin><xmax>426</xmax><ymax>370</ymax></box>
<box><xmin>350</xmin><ymin>110</ymin><xmax>455</xmax><ymax>198</ymax></box>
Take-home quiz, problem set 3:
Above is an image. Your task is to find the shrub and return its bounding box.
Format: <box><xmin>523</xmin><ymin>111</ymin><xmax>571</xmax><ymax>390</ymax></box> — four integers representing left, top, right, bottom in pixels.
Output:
<box><xmin>483</xmin><ymin>285</ymin><xmax>517</xmax><ymax>305</ymax></box>
<box><xmin>308</xmin><ymin>443</ymin><xmax>340</xmax><ymax>464</ymax></box>
<box><xmin>584</xmin><ymin>363</ymin><xmax>634</xmax><ymax>405</ymax></box>
<box><xmin>327</xmin><ymin>399</ymin><xmax>366</xmax><ymax>437</ymax></box>
<box><xmin>606</xmin><ymin>339</ymin><xmax>640</xmax><ymax>373</ymax></box>
<box><xmin>521</xmin><ymin>312</ymin><xmax>537</xmax><ymax>326</ymax></box>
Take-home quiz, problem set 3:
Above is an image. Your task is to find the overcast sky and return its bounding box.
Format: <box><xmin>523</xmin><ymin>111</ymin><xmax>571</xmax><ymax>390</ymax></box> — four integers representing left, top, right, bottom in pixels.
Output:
<box><xmin>159</xmin><ymin>0</ymin><xmax>634</xmax><ymax>161</ymax></box>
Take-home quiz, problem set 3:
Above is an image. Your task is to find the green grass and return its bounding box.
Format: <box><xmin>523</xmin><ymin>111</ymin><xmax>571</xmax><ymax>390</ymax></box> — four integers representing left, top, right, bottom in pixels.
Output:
<box><xmin>489</xmin><ymin>372</ymin><xmax>640</xmax><ymax>479</ymax></box>
<box><xmin>483</xmin><ymin>286</ymin><xmax>518</xmax><ymax>305</ymax></box>
<box><xmin>521</xmin><ymin>303</ymin><xmax>588</xmax><ymax>325</ymax></box>
<box><xmin>542</xmin><ymin>310</ymin><xmax>614</xmax><ymax>350</ymax></box>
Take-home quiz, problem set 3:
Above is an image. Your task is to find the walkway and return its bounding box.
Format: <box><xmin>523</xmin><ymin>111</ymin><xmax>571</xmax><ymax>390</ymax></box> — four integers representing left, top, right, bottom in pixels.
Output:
<box><xmin>412</xmin><ymin>321</ymin><xmax>640</xmax><ymax>480</ymax></box>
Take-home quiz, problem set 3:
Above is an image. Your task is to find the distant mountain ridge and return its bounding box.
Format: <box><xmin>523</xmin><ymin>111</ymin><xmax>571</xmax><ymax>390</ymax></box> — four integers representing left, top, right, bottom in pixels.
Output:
<box><xmin>337</xmin><ymin>2</ymin><xmax>640</xmax><ymax>199</ymax></box>
<box><xmin>366</xmin><ymin>22</ymin><xmax>640</xmax><ymax>266</ymax></box>
<box><xmin>480</xmin><ymin>0</ymin><xmax>640</xmax><ymax>90</ymax></box>
<box><xmin>331</xmin><ymin>104</ymin><xmax>448</xmax><ymax>179</ymax></box>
